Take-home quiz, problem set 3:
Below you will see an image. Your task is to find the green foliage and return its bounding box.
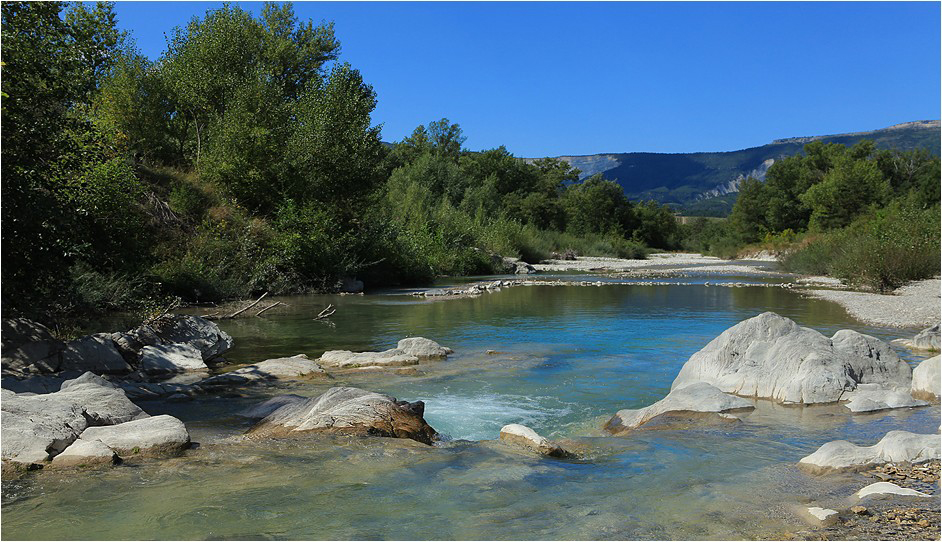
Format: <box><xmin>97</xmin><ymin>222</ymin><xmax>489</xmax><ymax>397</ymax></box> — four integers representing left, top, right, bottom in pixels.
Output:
<box><xmin>782</xmin><ymin>200</ymin><xmax>940</xmax><ymax>292</ymax></box>
<box><xmin>562</xmin><ymin>175</ymin><xmax>635</xmax><ymax>236</ymax></box>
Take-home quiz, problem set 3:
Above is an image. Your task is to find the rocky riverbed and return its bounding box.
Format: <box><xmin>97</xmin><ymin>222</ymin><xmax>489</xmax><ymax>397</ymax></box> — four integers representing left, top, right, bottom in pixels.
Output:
<box><xmin>787</xmin><ymin>461</ymin><xmax>941</xmax><ymax>541</ymax></box>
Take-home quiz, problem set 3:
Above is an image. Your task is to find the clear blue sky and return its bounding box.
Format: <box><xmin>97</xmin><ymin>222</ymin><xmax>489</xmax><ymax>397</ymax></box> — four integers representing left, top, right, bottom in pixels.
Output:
<box><xmin>111</xmin><ymin>1</ymin><xmax>941</xmax><ymax>157</ymax></box>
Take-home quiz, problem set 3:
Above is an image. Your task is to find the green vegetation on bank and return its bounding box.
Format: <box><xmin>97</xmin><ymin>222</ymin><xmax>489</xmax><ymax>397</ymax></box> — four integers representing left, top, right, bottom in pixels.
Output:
<box><xmin>687</xmin><ymin>140</ymin><xmax>941</xmax><ymax>291</ymax></box>
<box><xmin>1</xmin><ymin>1</ymin><xmax>682</xmax><ymax>321</ymax></box>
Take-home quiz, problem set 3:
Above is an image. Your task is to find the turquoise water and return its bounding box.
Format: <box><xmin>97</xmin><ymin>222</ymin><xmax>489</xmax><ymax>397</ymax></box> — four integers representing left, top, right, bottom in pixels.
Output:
<box><xmin>2</xmin><ymin>278</ymin><xmax>938</xmax><ymax>540</ymax></box>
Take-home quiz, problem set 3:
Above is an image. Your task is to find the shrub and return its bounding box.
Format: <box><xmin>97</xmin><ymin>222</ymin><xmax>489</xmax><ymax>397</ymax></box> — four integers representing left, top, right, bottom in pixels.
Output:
<box><xmin>782</xmin><ymin>201</ymin><xmax>940</xmax><ymax>292</ymax></box>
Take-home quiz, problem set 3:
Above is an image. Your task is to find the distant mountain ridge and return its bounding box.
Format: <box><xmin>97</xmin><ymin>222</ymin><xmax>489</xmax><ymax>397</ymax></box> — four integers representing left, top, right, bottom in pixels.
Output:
<box><xmin>535</xmin><ymin>120</ymin><xmax>941</xmax><ymax>208</ymax></box>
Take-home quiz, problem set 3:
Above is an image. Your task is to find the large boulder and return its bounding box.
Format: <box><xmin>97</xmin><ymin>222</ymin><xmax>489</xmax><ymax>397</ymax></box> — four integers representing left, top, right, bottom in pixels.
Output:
<box><xmin>1</xmin><ymin>318</ymin><xmax>66</xmax><ymax>374</ymax></box>
<box><xmin>499</xmin><ymin>424</ymin><xmax>571</xmax><ymax>458</ymax></box>
<box><xmin>318</xmin><ymin>349</ymin><xmax>419</xmax><ymax>369</ymax></box>
<box><xmin>671</xmin><ymin>312</ymin><xmax>912</xmax><ymax>404</ymax></box>
<box><xmin>140</xmin><ymin>344</ymin><xmax>208</xmax><ymax>374</ymax></box>
<box><xmin>237</xmin><ymin>394</ymin><xmax>309</xmax><ymax>419</ymax></box>
<box><xmin>605</xmin><ymin>382</ymin><xmax>755</xmax><ymax>434</ymax></box>
<box><xmin>248</xmin><ymin>386</ymin><xmax>437</xmax><ymax>445</ymax></box>
<box><xmin>911</xmin><ymin>355</ymin><xmax>940</xmax><ymax>401</ymax></box>
<box><xmin>0</xmin><ymin>372</ymin><xmax>146</xmax><ymax>465</ymax></box>
<box><xmin>50</xmin><ymin>438</ymin><xmax>117</xmax><ymax>467</ymax></box>
<box><xmin>798</xmin><ymin>431</ymin><xmax>941</xmax><ymax>474</ymax></box>
<box><xmin>60</xmin><ymin>333</ymin><xmax>132</xmax><ymax>374</ymax></box>
<box><xmin>199</xmin><ymin>355</ymin><xmax>325</xmax><ymax>388</ymax></box>
<box><xmin>396</xmin><ymin>338</ymin><xmax>453</xmax><ymax>359</ymax></box>
<box><xmin>78</xmin><ymin>415</ymin><xmax>190</xmax><ymax>457</ymax></box>
<box><xmin>148</xmin><ymin>315</ymin><xmax>232</xmax><ymax>361</ymax></box>
<box><xmin>110</xmin><ymin>326</ymin><xmax>162</xmax><ymax>364</ymax></box>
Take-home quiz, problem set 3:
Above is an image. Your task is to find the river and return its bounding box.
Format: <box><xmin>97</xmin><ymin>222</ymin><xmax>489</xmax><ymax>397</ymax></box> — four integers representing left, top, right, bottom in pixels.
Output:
<box><xmin>2</xmin><ymin>272</ymin><xmax>938</xmax><ymax>540</ymax></box>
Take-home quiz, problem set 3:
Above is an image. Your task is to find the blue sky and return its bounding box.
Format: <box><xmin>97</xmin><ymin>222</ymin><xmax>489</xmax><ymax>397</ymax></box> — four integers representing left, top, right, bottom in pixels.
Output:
<box><xmin>111</xmin><ymin>1</ymin><xmax>941</xmax><ymax>157</ymax></box>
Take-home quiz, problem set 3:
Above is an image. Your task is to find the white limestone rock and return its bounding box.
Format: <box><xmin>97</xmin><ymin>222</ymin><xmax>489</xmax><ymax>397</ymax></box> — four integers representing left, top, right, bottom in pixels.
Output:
<box><xmin>79</xmin><ymin>414</ymin><xmax>190</xmax><ymax>457</ymax></box>
<box><xmin>499</xmin><ymin>423</ymin><xmax>571</xmax><ymax>458</ymax></box>
<box><xmin>604</xmin><ymin>382</ymin><xmax>754</xmax><ymax>434</ymax></box>
<box><xmin>318</xmin><ymin>349</ymin><xmax>419</xmax><ymax>369</ymax></box>
<box><xmin>855</xmin><ymin>482</ymin><xmax>931</xmax><ymax>499</ymax></box>
<box><xmin>0</xmin><ymin>372</ymin><xmax>145</xmax><ymax>465</ymax></box>
<box><xmin>149</xmin><ymin>315</ymin><xmax>233</xmax><ymax>361</ymax></box>
<box><xmin>671</xmin><ymin>312</ymin><xmax>912</xmax><ymax>404</ymax></box>
<box><xmin>798</xmin><ymin>430</ymin><xmax>941</xmax><ymax>473</ymax></box>
<box><xmin>842</xmin><ymin>384</ymin><xmax>928</xmax><ymax>412</ymax></box>
<box><xmin>248</xmin><ymin>386</ymin><xmax>437</xmax><ymax>445</ymax></box>
<box><xmin>200</xmin><ymin>354</ymin><xmax>326</xmax><ymax>388</ymax></box>
<box><xmin>140</xmin><ymin>343</ymin><xmax>208</xmax><ymax>374</ymax></box>
<box><xmin>911</xmin><ymin>355</ymin><xmax>940</xmax><ymax>400</ymax></box>
<box><xmin>237</xmin><ymin>394</ymin><xmax>309</xmax><ymax>419</ymax></box>
<box><xmin>396</xmin><ymin>338</ymin><xmax>453</xmax><ymax>359</ymax></box>
<box><xmin>51</xmin><ymin>438</ymin><xmax>117</xmax><ymax>467</ymax></box>
<box><xmin>61</xmin><ymin>333</ymin><xmax>132</xmax><ymax>374</ymax></box>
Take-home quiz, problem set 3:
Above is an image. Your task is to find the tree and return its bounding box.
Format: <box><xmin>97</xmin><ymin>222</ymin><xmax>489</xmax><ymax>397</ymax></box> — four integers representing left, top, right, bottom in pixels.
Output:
<box><xmin>563</xmin><ymin>175</ymin><xmax>635</xmax><ymax>235</ymax></box>
<box><xmin>727</xmin><ymin>177</ymin><xmax>768</xmax><ymax>243</ymax></box>
<box><xmin>1</xmin><ymin>1</ymin><xmax>141</xmax><ymax>314</ymax></box>
<box><xmin>800</xmin><ymin>154</ymin><xmax>890</xmax><ymax>231</ymax></box>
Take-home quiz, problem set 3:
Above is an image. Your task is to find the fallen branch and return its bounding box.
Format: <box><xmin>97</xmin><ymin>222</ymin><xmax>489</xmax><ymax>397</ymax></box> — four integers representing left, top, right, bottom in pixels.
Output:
<box><xmin>315</xmin><ymin>304</ymin><xmax>336</xmax><ymax>320</ymax></box>
<box><xmin>255</xmin><ymin>301</ymin><xmax>284</xmax><ymax>317</ymax></box>
<box><xmin>203</xmin><ymin>292</ymin><xmax>269</xmax><ymax>320</ymax></box>
<box><xmin>226</xmin><ymin>292</ymin><xmax>268</xmax><ymax>319</ymax></box>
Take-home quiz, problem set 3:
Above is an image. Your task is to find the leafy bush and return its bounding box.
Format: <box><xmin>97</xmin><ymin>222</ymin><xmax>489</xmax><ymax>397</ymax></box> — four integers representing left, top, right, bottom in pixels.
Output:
<box><xmin>782</xmin><ymin>201</ymin><xmax>940</xmax><ymax>291</ymax></box>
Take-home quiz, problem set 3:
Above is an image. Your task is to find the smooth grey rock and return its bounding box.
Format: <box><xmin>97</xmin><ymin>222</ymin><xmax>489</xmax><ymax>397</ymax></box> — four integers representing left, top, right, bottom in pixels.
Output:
<box><xmin>856</xmin><ymin>482</ymin><xmax>931</xmax><ymax>499</ymax></box>
<box><xmin>249</xmin><ymin>386</ymin><xmax>437</xmax><ymax>445</ymax></box>
<box><xmin>111</xmin><ymin>326</ymin><xmax>162</xmax><ymax>364</ymax></box>
<box><xmin>798</xmin><ymin>430</ymin><xmax>941</xmax><ymax>473</ymax></box>
<box><xmin>499</xmin><ymin>424</ymin><xmax>571</xmax><ymax>458</ymax></box>
<box><xmin>842</xmin><ymin>384</ymin><xmax>928</xmax><ymax>412</ymax></box>
<box><xmin>1</xmin><ymin>374</ymin><xmax>67</xmax><ymax>394</ymax></box>
<box><xmin>140</xmin><ymin>343</ymin><xmax>208</xmax><ymax>374</ymax></box>
<box><xmin>912</xmin><ymin>355</ymin><xmax>940</xmax><ymax>400</ymax></box>
<box><xmin>1</xmin><ymin>318</ymin><xmax>65</xmax><ymax>373</ymax></box>
<box><xmin>0</xmin><ymin>372</ymin><xmax>146</xmax><ymax>465</ymax></box>
<box><xmin>605</xmin><ymin>382</ymin><xmax>755</xmax><ymax>434</ymax></box>
<box><xmin>318</xmin><ymin>349</ymin><xmax>419</xmax><ymax>369</ymax></box>
<box><xmin>56</xmin><ymin>372</ymin><xmax>146</xmax><ymax>425</ymax></box>
<box><xmin>80</xmin><ymin>414</ymin><xmax>190</xmax><ymax>457</ymax></box>
<box><xmin>51</xmin><ymin>438</ymin><xmax>117</xmax><ymax>467</ymax></box>
<box><xmin>61</xmin><ymin>333</ymin><xmax>131</xmax><ymax>374</ymax></box>
<box><xmin>199</xmin><ymin>355</ymin><xmax>325</xmax><ymax>388</ymax></box>
<box><xmin>237</xmin><ymin>394</ymin><xmax>308</xmax><ymax>419</ymax></box>
<box><xmin>671</xmin><ymin>312</ymin><xmax>913</xmax><ymax>404</ymax></box>
<box><xmin>1</xmin><ymin>318</ymin><xmax>57</xmax><ymax>349</ymax></box>
<box><xmin>396</xmin><ymin>338</ymin><xmax>453</xmax><ymax>359</ymax></box>
<box><xmin>911</xmin><ymin>323</ymin><xmax>940</xmax><ymax>351</ymax></box>
<box><xmin>149</xmin><ymin>315</ymin><xmax>232</xmax><ymax>361</ymax></box>
<box><xmin>1</xmin><ymin>393</ymin><xmax>88</xmax><ymax>464</ymax></box>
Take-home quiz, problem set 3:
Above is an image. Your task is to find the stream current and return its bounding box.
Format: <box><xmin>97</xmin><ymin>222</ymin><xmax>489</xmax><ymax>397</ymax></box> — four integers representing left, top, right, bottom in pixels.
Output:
<box><xmin>2</xmin><ymin>272</ymin><xmax>939</xmax><ymax>540</ymax></box>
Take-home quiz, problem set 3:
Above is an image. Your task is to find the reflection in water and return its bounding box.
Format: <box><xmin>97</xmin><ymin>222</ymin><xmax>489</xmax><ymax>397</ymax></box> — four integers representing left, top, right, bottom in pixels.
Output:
<box><xmin>2</xmin><ymin>282</ymin><xmax>938</xmax><ymax>540</ymax></box>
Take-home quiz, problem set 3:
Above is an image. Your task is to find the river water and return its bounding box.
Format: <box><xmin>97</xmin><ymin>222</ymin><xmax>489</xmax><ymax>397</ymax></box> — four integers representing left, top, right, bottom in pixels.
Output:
<box><xmin>2</xmin><ymin>274</ymin><xmax>939</xmax><ymax>540</ymax></box>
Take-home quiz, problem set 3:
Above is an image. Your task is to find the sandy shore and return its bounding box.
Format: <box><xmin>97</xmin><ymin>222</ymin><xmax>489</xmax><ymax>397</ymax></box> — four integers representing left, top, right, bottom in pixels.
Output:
<box><xmin>801</xmin><ymin>279</ymin><xmax>941</xmax><ymax>328</ymax></box>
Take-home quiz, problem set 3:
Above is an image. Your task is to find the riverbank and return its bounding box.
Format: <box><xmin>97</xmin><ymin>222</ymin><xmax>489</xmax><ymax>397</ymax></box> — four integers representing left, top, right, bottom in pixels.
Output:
<box><xmin>801</xmin><ymin>278</ymin><xmax>941</xmax><ymax>328</ymax></box>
